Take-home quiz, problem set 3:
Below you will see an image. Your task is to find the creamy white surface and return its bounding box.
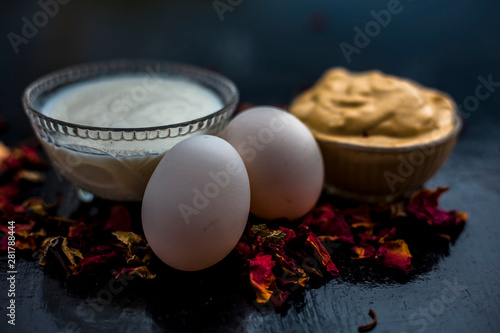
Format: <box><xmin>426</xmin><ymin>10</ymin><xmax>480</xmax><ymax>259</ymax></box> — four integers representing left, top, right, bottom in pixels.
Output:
<box><xmin>42</xmin><ymin>75</ymin><xmax>223</xmax><ymax>128</ymax></box>
<box><xmin>40</xmin><ymin>74</ymin><xmax>225</xmax><ymax>201</ymax></box>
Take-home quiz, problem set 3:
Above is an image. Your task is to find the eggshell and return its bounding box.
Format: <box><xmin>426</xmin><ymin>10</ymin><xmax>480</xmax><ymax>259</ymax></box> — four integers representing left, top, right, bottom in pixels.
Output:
<box><xmin>221</xmin><ymin>106</ymin><xmax>324</xmax><ymax>220</ymax></box>
<box><xmin>142</xmin><ymin>135</ymin><xmax>250</xmax><ymax>271</ymax></box>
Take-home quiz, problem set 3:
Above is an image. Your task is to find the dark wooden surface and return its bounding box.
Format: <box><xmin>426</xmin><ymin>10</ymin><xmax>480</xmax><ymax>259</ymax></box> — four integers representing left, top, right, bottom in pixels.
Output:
<box><xmin>1</xmin><ymin>1</ymin><xmax>500</xmax><ymax>332</ymax></box>
<box><xmin>2</xmin><ymin>112</ymin><xmax>500</xmax><ymax>333</ymax></box>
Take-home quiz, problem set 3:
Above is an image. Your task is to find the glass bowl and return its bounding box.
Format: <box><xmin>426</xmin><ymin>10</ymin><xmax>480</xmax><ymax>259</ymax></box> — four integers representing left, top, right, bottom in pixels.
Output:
<box><xmin>22</xmin><ymin>59</ymin><xmax>239</xmax><ymax>201</ymax></box>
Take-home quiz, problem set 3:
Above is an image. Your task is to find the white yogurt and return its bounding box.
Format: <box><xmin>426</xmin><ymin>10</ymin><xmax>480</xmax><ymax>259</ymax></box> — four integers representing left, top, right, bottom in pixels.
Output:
<box><xmin>40</xmin><ymin>74</ymin><xmax>225</xmax><ymax>201</ymax></box>
<box><xmin>42</xmin><ymin>75</ymin><xmax>223</xmax><ymax>128</ymax></box>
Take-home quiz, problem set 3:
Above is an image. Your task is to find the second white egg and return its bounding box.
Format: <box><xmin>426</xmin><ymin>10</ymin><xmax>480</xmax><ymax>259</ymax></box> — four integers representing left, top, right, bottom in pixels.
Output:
<box><xmin>221</xmin><ymin>106</ymin><xmax>324</xmax><ymax>220</ymax></box>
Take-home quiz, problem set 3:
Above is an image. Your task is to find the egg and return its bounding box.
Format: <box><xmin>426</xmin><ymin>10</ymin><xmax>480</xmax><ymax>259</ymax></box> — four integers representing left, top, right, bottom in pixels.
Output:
<box><xmin>221</xmin><ymin>106</ymin><xmax>324</xmax><ymax>220</ymax></box>
<box><xmin>142</xmin><ymin>135</ymin><xmax>250</xmax><ymax>271</ymax></box>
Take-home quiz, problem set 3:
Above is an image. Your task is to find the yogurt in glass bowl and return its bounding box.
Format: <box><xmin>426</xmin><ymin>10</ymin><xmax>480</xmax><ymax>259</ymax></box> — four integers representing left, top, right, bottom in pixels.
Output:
<box><xmin>23</xmin><ymin>59</ymin><xmax>239</xmax><ymax>201</ymax></box>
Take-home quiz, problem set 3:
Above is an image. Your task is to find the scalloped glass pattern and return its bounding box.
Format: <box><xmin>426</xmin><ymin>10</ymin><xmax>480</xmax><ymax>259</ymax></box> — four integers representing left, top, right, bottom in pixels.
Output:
<box><xmin>23</xmin><ymin>60</ymin><xmax>239</xmax><ymax>201</ymax></box>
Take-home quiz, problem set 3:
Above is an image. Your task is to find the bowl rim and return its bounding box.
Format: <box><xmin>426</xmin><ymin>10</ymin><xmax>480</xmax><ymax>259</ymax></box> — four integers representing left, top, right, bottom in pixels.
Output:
<box><xmin>310</xmin><ymin>113</ymin><xmax>463</xmax><ymax>153</ymax></box>
<box><xmin>22</xmin><ymin>59</ymin><xmax>239</xmax><ymax>133</ymax></box>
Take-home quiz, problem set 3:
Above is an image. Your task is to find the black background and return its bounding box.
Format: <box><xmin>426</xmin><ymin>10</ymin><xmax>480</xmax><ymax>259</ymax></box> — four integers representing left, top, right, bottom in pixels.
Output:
<box><xmin>1</xmin><ymin>1</ymin><xmax>499</xmax><ymax>332</ymax></box>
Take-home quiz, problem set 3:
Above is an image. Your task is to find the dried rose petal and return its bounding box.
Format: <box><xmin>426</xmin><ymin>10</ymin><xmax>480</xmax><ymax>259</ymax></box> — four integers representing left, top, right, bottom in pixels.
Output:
<box><xmin>22</xmin><ymin>197</ymin><xmax>55</xmax><ymax>216</ymax></box>
<box><xmin>269</xmin><ymin>242</ymin><xmax>307</xmax><ymax>283</ymax></box>
<box><xmin>278</xmin><ymin>227</ymin><xmax>297</xmax><ymax>242</ymax></box>
<box><xmin>39</xmin><ymin>236</ymin><xmax>83</xmax><ymax>276</ymax></box>
<box><xmin>235</xmin><ymin>242</ymin><xmax>252</xmax><ymax>257</ymax></box>
<box><xmin>67</xmin><ymin>221</ymin><xmax>89</xmax><ymax>240</ymax></box>
<box><xmin>111</xmin><ymin>231</ymin><xmax>151</xmax><ymax>265</ymax></box>
<box><xmin>249</xmin><ymin>254</ymin><xmax>277</xmax><ymax>303</ymax></box>
<box><xmin>104</xmin><ymin>205</ymin><xmax>132</xmax><ymax>232</ymax></box>
<box><xmin>16</xmin><ymin>238</ymin><xmax>37</xmax><ymax>251</ymax></box>
<box><xmin>351</xmin><ymin>242</ymin><xmax>377</xmax><ymax>260</ymax></box>
<box><xmin>304</xmin><ymin>232</ymin><xmax>339</xmax><ymax>276</ymax></box>
<box><xmin>10</xmin><ymin>220</ymin><xmax>36</xmax><ymax>238</ymax></box>
<box><xmin>390</xmin><ymin>201</ymin><xmax>407</xmax><ymax>218</ymax></box>
<box><xmin>115</xmin><ymin>266</ymin><xmax>156</xmax><ymax>279</ymax></box>
<box><xmin>270</xmin><ymin>290</ymin><xmax>291</xmax><ymax>308</ymax></box>
<box><xmin>0</xmin><ymin>236</ymin><xmax>8</xmax><ymax>251</ymax></box>
<box><xmin>15</xmin><ymin>170</ymin><xmax>46</xmax><ymax>183</ymax></box>
<box><xmin>0</xmin><ymin>183</ymin><xmax>20</xmax><ymax>198</ymax></box>
<box><xmin>377</xmin><ymin>227</ymin><xmax>397</xmax><ymax>244</ymax></box>
<box><xmin>407</xmin><ymin>187</ymin><xmax>467</xmax><ymax>230</ymax></box>
<box><xmin>112</xmin><ymin>231</ymin><xmax>145</xmax><ymax>247</ymax></box>
<box><xmin>375</xmin><ymin>239</ymin><xmax>412</xmax><ymax>274</ymax></box>
<box><xmin>80</xmin><ymin>250</ymin><xmax>120</xmax><ymax>271</ymax></box>
<box><xmin>302</xmin><ymin>204</ymin><xmax>355</xmax><ymax>243</ymax></box>
<box><xmin>278</xmin><ymin>266</ymin><xmax>309</xmax><ymax>287</ymax></box>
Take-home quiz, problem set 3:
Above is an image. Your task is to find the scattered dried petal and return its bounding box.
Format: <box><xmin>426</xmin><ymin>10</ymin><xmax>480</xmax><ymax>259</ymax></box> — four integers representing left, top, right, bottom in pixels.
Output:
<box><xmin>115</xmin><ymin>266</ymin><xmax>156</xmax><ymax>279</ymax></box>
<box><xmin>302</xmin><ymin>203</ymin><xmax>355</xmax><ymax>243</ymax></box>
<box><xmin>235</xmin><ymin>242</ymin><xmax>252</xmax><ymax>257</ymax></box>
<box><xmin>270</xmin><ymin>290</ymin><xmax>291</xmax><ymax>308</ymax></box>
<box><xmin>112</xmin><ymin>231</ymin><xmax>144</xmax><ymax>245</ymax></box>
<box><xmin>80</xmin><ymin>249</ymin><xmax>120</xmax><ymax>270</ymax></box>
<box><xmin>0</xmin><ymin>183</ymin><xmax>20</xmax><ymax>198</ymax></box>
<box><xmin>351</xmin><ymin>242</ymin><xmax>377</xmax><ymax>260</ymax></box>
<box><xmin>249</xmin><ymin>254</ymin><xmax>277</xmax><ymax>303</ymax></box>
<box><xmin>39</xmin><ymin>236</ymin><xmax>83</xmax><ymax>276</ymax></box>
<box><xmin>15</xmin><ymin>170</ymin><xmax>46</xmax><ymax>183</ymax></box>
<box><xmin>375</xmin><ymin>240</ymin><xmax>412</xmax><ymax>274</ymax></box>
<box><xmin>104</xmin><ymin>205</ymin><xmax>132</xmax><ymax>232</ymax></box>
<box><xmin>305</xmin><ymin>232</ymin><xmax>339</xmax><ymax>276</ymax></box>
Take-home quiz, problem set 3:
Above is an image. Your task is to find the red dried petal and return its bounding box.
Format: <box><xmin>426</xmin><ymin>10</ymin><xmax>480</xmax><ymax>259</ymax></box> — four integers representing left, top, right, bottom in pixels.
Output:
<box><xmin>378</xmin><ymin>227</ymin><xmax>397</xmax><ymax>244</ymax></box>
<box><xmin>0</xmin><ymin>236</ymin><xmax>7</xmax><ymax>251</ymax></box>
<box><xmin>269</xmin><ymin>242</ymin><xmax>304</xmax><ymax>278</ymax></box>
<box><xmin>249</xmin><ymin>254</ymin><xmax>276</xmax><ymax>303</ymax></box>
<box><xmin>13</xmin><ymin>220</ymin><xmax>36</xmax><ymax>238</ymax></box>
<box><xmin>235</xmin><ymin>242</ymin><xmax>252</xmax><ymax>257</ymax></box>
<box><xmin>0</xmin><ymin>196</ymin><xmax>14</xmax><ymax>212</ymax></box>
<box><xmin>351</xmin><ymin>242</ymin><xmax>377</xmax><ymax>259</ymax></box>
<box><xmin>407</xmin><ymin>187</ymin><xmax>467</xmax><ymax>230</ymax></box>
<box><xmin>302</xmin><ymin>204</ymin><xmax>354</xmax><ymax>243</ymax></box>
<box><xmin>2</xmin><ymin>155</ymin><xmax>23</xmax><ymax>170</ymax></box>
<box><xmin>452</xmin><ymin>211</ymin><xmax>468</xmax><ymax>227</ymax></box>
<box><xmin>278</xmin><ymin>266</ymin><xmax>309</xmax><ymax>287</ymax></box>
<box><xmin>1</xmin><ymin>145</ymin><xmax>44</xmax><ymax>171</ymax></box>
<box><xmin>375</xmin><ymin>239</ymin><xmax>412</xmax><ymax>274</ymax></box>
<box><xmin>0</xmin><ymin>219</ymin><xmax>35</xmax><ymax>236</ymax></box>
<box><xmin>16</xmin><ymin>238</ymin><xmax>37</xmax><ymax>250</ymax></box>
<box><xmin>67</xmin><ymin>221</ymin><xmax>88</xmax><ymax>239</ymax></box>
<box><xmin>348</xmin><ymin>216</ymin><xmax>379</xmax><ymax>231</ymax></box>
<box><xmin>270</xmin><ymin>290</ymin><xmax>291</xmax><ymax>308</ymax></box>
<box><xmin>305</xmin><ymin>232</ymin><xmax>339</xmax><ymax>276</ymax></box>
<box><xmin>20</xmin><ymin>146</ymin><xmax>44</xmax><ymax>165</ymax></box>
<box><xmin>0</xmin><ymin>183</ymin><xmax>20</xmax><ymax>199</ymax></box>
<box><xmin>104</xmin><ymin>205</ymin><xmax>132</xmax><ymax>232</ymax></box>
<box><xmin>114</xmin><ymin>266</ymin><xmax>156</xmax><ymax>279</ymax></box>
<box><xmin>358</xmin><ymin>233</ymin><xmax>381</xmax><ymax>242</ymax></box>
<box><xmin>80</xmin><ymin>250</ymin><xmax>120</xmax><ymax>270</ymax></box>
<box><xmin>278</xmin><ymin>227</ymin><xmax>297</xmax><ymax>242</ymax></box>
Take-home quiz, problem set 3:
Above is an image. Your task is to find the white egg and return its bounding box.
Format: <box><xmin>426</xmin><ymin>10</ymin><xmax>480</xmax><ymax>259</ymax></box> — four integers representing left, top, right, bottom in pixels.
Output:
<box><xmin>221</xmin><ymin>106</ymin><xmax>324</xmax><ymax>220</ymax></box>
<box><xmin>142</xmin><ymin>135</ymin><xmax>250</xmax><ymax>271</ymax></box>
